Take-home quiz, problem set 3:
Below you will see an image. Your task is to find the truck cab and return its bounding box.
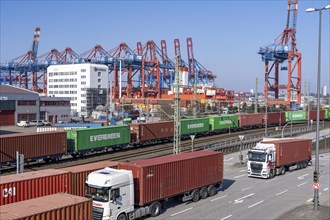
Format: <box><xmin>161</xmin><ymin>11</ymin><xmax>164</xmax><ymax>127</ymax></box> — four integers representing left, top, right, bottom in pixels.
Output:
<box><xmin>247</xmin><ymin>143</ymin><xmax>276</xmax><ymax>178</ymax></box>
<box><xmin>85</xmin><ymin>168</ymin><xmax>134</xmax><ymax>220</ymax></box>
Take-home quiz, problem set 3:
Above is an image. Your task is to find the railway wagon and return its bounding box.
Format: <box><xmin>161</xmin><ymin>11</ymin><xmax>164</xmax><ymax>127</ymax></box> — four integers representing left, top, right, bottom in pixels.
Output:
<box><xmin>66</xmin><ymin>125</ymin><xmax>130</xmax><ymax>154</ymax></box>
<box><xmin>61</xmin><ymin>161</ymin><xmax>119</xmax><ymax>197</ymax></box>
<box><xmin>0</xmin><ymin>193</ymin><xmax>92</xmax><ymax>220</ymax></box>
<box><xmin>130</xmin><ymin>121</ymin><xmax>174</xmax><ymax>145</ymax></box>
<box><xmin>285</xmin><ymin>110</ymin><xmax>306</xmax><ymax>121</ymax></box>
<box><xmin>0</xmin><ymin>169</ymin><xmax>70</xmax><ymax>206</ymax></box>
<box><xmin>237</xmin><ymin>113</ymin><xmax>263</xmax><ymax>128</ymax></box>
<box><xmin>307</xmin><ymin>110</ymin><xmax>325</xmax><ymax>121</ymax></box>
<box><xmin>209</xmin><ymin>115</ymin><xmax>239</xmax><ymax>132</ymax></box>
<box><xmin>263</xmin><ymin>112</ymin><xmax>286</xmax><ymax>126</ymax></box>
<box><xmin>181</xmin><ymin>118</ymin><xmax>209</xmax><ymax>136</ymax></box>
<box><xmin>325</xmin><ymin>109</ymin><xmax>330</xmax><ymax>120</ymax></box>
<box><xmin>0</xmin><ymin>131</ymin><xmax>67</xmax><ymax>166</ymax></box>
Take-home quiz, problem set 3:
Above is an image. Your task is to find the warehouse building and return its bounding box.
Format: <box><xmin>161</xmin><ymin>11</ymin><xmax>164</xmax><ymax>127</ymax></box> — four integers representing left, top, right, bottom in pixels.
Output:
<box><xmin>47</xmin><ymin>63</ymin><xmax>109</xmax><ymax>117</ymax></box>
<box><xmin>0</xmin><ymin>85</ymin><xmax>70</xmax><ymax>126</ymax></box>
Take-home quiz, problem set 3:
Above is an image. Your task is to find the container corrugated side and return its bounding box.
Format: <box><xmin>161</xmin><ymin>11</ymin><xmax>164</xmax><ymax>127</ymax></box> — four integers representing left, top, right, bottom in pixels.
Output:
<box><xmin>285</xmin><ymin>111</ymin><xmax>306</xmax><ymax>121</ymax></box>
<box><xmin>209</xmin><ymin>115</ymin><xmax>238</xmax><ymax>131</ymax></box>
<box><xmin>238</xmin><ymin>113</ymin><xmax>263</xmax><ymax>127</ymax></box>
<box><xmin>0</xmin><ymin>169</ymin><xmax>70</xmax><ymax>206</ymax></box>
<box><xmin>181</xmin><ymin>118</ymin><xmax>209</xmax><ymax>135</ymax></box>
<box><xmin>262</xmin><ymin>139</ymin><xmax>312</xmax><ymax>166</ymax></box>
<box><xmin>0</xmin><ymin>132</ymin><xmax>67</xmax><ymax>165</ymax></box>
<box><xmin>119</xmin><ymin>151</ymin><xmax>223</xmax><ymax>206</ymax></box>
<box><xmin>264</xmin><ymin>112</ymin><xmax>285</xmax><ymax>125</ymax></box>
<box><xmin>0</xmin><ymin>193</ymin><xmax>92</xmax><ymax>220</ymax></box>
<box><xmin>131</xmin><ymin>121</ymin><xmax>174</xmax><ymax>142</ymax></box>
<box><xmin>326</xmin><ymin>109</ymin><xmax>330</xmax><ymax>119</ymax></box>
<box><xmin>67</xmin><ymin>125</ymin><xmax>130</xmax><ymax>152</ymax></box>
<box><xmin>308</xmin><ymin>110</ymin><xmax>325</xmax><ymax>120</ymax></box>
<box><xmin>61</xmin><ymin>161</ymin><xmax>119</xmax><ymax>197</ymax></box>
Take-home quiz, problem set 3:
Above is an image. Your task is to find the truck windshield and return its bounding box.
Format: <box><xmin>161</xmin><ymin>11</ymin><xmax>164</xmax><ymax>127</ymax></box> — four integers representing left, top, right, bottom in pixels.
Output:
<box><xmin>248</xmin><ymin>152</ymin><xmax>267</xmax><ymax>162</ymax></box>
<box><xmin>85</xmin><ymin>185</ymin><xmax>110</xmax><ymax>202</ymax></box>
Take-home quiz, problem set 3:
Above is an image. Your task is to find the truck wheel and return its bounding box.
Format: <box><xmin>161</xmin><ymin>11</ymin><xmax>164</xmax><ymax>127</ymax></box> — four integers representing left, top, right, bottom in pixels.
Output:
<box><xmin>281</xmin><ymin>166</ymin><xmax>286</xmax><ymax>175</ymax></box>
<box><xmin>117</xmin><ymin>213</ymin><xmax>127</xmax><ymax>220</ymax></box>
<box><xmin>207</xmin><ymin>185</ymin><xmax>216</xmax><ymax>197</ymax></box>
<box><xmin>303</xmin><ymin>161</ymin><xmax>308</xmax><ymax>168</ymax></box>
<box><xmin>150</xmin><ymin>202</ymin><xmax>161</xmax><ymax>217</ymax></box>
<box><xmin>192</xmin><ymin>189</ymin><xmax>200</xmax><ymax>202</ymax></box>
<box><xmin>200</xmin><ymin>187</ymin><xmax>208</xmax><ymax>199</ymax></box>
<box><xmin>269</xmin><ymin>170</ymin><xmax>274</xmax><ymax>179</ymax></box>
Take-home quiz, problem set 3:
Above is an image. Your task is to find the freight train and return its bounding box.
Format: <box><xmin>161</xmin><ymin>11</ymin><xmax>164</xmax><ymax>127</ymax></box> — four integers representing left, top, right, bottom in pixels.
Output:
<box><xmin>1</xmin><ymin>110</ymin><xmax>329</xmax><ymax>166</ymax></box>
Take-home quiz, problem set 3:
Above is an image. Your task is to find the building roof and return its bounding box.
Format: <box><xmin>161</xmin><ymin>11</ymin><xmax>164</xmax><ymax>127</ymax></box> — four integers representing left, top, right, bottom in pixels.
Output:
<box><xmin>0</xmin><ymin>85</ymin><xmax>39</xmax><ymax>95</ymax></box>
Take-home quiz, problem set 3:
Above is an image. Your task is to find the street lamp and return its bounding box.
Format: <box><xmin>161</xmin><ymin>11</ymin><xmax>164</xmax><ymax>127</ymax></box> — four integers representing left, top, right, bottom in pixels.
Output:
<box><xmin>239</xmin><ymin>135</ymin><xmax>244</xmax><ymax>164</ymax></box>
<box><xmin>306</xmin><ymin>4</ymin><xmax>330</xmax><ymax>211</ymax></box>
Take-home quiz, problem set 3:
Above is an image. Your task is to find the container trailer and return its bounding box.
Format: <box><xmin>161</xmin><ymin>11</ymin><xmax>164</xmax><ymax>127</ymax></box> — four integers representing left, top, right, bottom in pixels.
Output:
<box><xmin>85</xmin><ymin>151</ymin><xmax>224</xmax><ymax>220</ymax></box>
<box><xmin>247</xmin><ymin>138</ymin><xmax>312</xmax><ymax>179</ymax></box>
<box><xmin>0</xmin><ymin>193</ymin><xmax>92</xmax><ymax>220</ymax></box>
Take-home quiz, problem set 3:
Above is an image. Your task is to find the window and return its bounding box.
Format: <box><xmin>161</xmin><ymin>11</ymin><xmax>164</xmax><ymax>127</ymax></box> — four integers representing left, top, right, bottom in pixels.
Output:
<box><xmin>98</xmin><ymin>85</ymin><xmax>101</xmax><ymax>89</ymax></box>
<box><xmin>81</xmin><ymin>69</ymin><xmax>86</xmax><ymax>72</ymax></box>
<box><xmin>81</xmin><ymin>81</ymin><xmax>86</xmax><ymax>85</ymax></box>
<box><xmin>81</xmin><ymin>75</ymin><xmax>86</xmax><ymax>79</ymax></box>
<box><xmin>49</xmin><ymin>79</ymin><xmax>54</xmax><ymax>82</ymax></box>
<box><xmin>17</xmin><ymin>100</ymin><xmax>36</xmax><ymax>106</ymax></box>
<box><xmin>98</xmin><ymin>79</ymin><xmax>101</xmax><ymax>83</ymax></box>
<box><xmin>49</xmin><ymin>91</ymin><xmax>53</xmax><ymax>94</ymax></box>
<box><xmin>98</xmin><ymin>72</ymin><xmax>101</xmax><ymax>77</ymax></box>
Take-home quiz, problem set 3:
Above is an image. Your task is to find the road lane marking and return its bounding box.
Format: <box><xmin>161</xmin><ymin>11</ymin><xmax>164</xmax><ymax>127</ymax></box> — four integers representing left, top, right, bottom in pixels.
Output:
<box><xmin>276</xmin><ymin>190</ymin><xmax>288</xmax><ymax>196</ymax></box>
<box><xmin>298</xmin><ymin>174</ymin><xmax>309</xmax><ymax>180</ymax></box>
<box><xmin>210</xmin><ymin>194</ymin><xmax>228</xmax><ymax>202</ymax></box>
<box><xmin>234</xmin><ymin>193</ymin><xmax>254</xmax><ymax>204</ymax></box>
<box><xmin>265</xmin><ymin>179</ymin><xmax>276</xmax><ymax>183</ymax></box>
<box><xmin>234</xmin><ymin>174</ymin><xmax>247</xmax><ymax>179</ymax></box>
<box><xmin>306</xmin><ymin>198</ymin><xmax>313</xmax><ymax>203</ymax></box>
<box><xmin>220</xmin><ymin>215</ymin><xmax>232</xmax><ymax>220</ymax></box>
<box><xmin>241</xmin><ymin>186</ymin><xmax>254</xmax><ymax>191</ymax></box>
<box><xmin>324</xmin><ymin>188</ymin><xmax>329</xmax><ymax>191</ymax></box>
<box><xmin>170</xmin><ymin>207</ymin><xmax>193</xmax><ymax>217</ymax></box>
<box><xmin>239</xmin><ymin>169</ymin><xmax>246</xmax><ymax>173</ymax></box>
<box><xmin>248</xmin><ymin>200</ymin><xmax>264</xmax><ymax>208</ymax></box>
<box><xmin>225</xmin><ymin>157</ymin><xmax>233</xmax><ymax>161</ymax></box>
<box><xmin>297</xmin><ymin>182</ymin><xmax>307</xmax><ymax>187</ymax></box>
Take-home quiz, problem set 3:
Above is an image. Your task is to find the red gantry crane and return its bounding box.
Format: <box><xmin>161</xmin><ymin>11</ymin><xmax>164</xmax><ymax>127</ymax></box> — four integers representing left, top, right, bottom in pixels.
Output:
<box><xmin>258</xmin><ymin>0</ymin><xmax>301</xmax><ymax>107</ymax></box>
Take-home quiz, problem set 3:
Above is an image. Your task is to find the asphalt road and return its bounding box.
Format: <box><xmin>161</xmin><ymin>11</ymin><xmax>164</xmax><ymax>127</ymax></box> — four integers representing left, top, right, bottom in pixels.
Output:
<box><xmin>154</xmin><ymin>132</ymin><xmax>330</xmax><ymax>220</ymax></box>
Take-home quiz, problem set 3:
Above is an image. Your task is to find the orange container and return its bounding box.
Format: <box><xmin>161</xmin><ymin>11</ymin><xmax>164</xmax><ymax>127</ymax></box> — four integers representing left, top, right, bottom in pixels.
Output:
<box><xmin>0</xmin><ymin>193</ymin><xmax>92</xmax><ymax>220</ymax></box>
<box><xmin>61</xmin><ymin>161</ymin><xmax>119</xmax><ymax>197</ymax></box>
<box><xmin>0</xmin><ymin>169</ymin><xmax>70</xmax><ymax>206</ymax></box>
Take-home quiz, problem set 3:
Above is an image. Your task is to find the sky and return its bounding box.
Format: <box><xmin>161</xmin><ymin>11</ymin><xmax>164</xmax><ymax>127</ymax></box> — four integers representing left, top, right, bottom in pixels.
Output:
<box><xmin>1</xmin><ymin>0</ymin><xmax>329</xmax><ymax>94</ymax></box>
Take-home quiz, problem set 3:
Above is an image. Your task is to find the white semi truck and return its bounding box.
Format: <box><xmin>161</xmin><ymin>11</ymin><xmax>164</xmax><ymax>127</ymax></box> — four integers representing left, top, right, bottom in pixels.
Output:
<box><xmin>247</xmin><ymin>138</ymin><xmax>312</xmax><ymax>179</ymax></box>
<box><xmin>85</xmin><ymin>151</ymin><xmax>224</xmax><ymax>220</ymax></box>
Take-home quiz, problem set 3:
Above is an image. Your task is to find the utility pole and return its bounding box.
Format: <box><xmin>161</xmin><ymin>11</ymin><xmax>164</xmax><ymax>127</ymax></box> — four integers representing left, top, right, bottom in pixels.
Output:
<box><xmin>173</xmin><ymin>56</ymin><xmax>181</xmax><ymax>154</ymax></box>
<box><xmin>193</xmin><ymin>65</ymin><xmax>197</xmax><ymax>118</ymax></box>
<box><xmin>255</xmin><ymin>77</ymin><xmax>258</xmax><ymax>113</ymax></box>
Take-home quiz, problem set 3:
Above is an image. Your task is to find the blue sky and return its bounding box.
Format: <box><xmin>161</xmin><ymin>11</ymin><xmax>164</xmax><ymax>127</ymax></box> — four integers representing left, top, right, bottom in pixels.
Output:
<box><xmin>1</xmin><ymin>0</ymin><xmax>329</xmax><ymax>93</ymax></box>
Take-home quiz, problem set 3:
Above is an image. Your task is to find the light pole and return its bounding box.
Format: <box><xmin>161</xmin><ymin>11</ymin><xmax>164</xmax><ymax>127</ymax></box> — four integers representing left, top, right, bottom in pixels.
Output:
<box><xmin>306</xmin><ymin>4</ymin><xmax>330</xmax><ymax>211</ymax></box>
<box><xmin>190</xmin><ymin>135</ymin><xmax>195</xmax><ymax>152</ymax></box>
<box><xmin>239</xmin><ymin>135</ymin><xmax>244</xmax><ymax>164</ymax></box>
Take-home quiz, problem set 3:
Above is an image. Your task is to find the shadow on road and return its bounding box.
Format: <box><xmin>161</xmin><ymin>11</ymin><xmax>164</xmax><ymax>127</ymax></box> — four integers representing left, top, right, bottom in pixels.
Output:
<box><xmin>220</xmin><ymin>179</ymin><xmax>236</xmax><ymax>191</ymax></box>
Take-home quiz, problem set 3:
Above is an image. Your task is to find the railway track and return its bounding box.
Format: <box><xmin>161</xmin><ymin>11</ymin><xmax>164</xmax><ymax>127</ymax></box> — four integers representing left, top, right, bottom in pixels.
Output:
<box><xmin>0</xmin><ymin>123</ymin><xmax>326</xmax><ymax>175</ymax></box>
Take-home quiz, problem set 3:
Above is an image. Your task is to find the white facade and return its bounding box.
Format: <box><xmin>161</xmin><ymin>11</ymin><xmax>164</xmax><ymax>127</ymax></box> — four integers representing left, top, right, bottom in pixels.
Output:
<box><xmin>47</xmin><ymin>63</ymin><xmax>109</xmax><ymax>116</ymax></box>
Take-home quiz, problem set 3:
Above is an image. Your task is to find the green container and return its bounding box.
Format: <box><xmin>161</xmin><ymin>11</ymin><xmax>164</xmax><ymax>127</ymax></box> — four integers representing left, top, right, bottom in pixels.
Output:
<box><xmin>181</xmin><ymin>118</ymin><xmax>209</xmax><ymax>135</ymax></box>
<box><xmin>325</xmin><ymin>109</ymin><xmax>330</xmax><ymax>119</ymax></box>
<box><xmin>66</xmin><ymin>125</ymin><xmax>130</xmax><ymax>152</ymax></box>
<box><xmin>285</xmin><ymin>111</ymin><xmax>306</xmax><ymax>121</ymax></box>
<box><xmin>209</xmin><ymin>115</ymin><xmax>239</xmax><ymax>131</ymax></box>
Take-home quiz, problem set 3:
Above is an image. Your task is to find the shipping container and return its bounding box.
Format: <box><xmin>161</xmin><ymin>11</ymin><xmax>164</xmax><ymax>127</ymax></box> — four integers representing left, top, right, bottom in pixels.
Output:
<box><xmin>0</xmin><ymin>132</ymin><xmax>67</xmax><ymax>166</ymax></box>
<box><xmin>209</xmin><ymin>115</ymin><xmax>239</xmax><ymax>131</ymax></box>
<box><xmin>130</xmin><ymin>121</ymin><xmax>174</xmax><ymax>144</ymax></box>
<box><xmin>61</xmin><ymin>161</ymin><xmax>119</xmax><ymax>197</ymax></box>
<box><xmin>118</xmin><ymin>151</ymin><xmax>223</xmax><ymax>206</ymax></box>
<box><xmin>325</xmin><ymin>109</ymin><xmax>330</xmax><ymax>120</ymax></box>
<box><xmin>263</xmin><ymin>112</ymin><xmax>286</xmax><ymax>125</ymax></box>
<box><xmin>0</xmin><ymin>193</ymin><xmax>92</xmax><ymax>220</ymax></box>
<box><xmin>307</xmin><ymin>110</ymin><xmax>325</xmax><ymax>121</ymax></box>
<box><xmin>55</xmin><ymin>123</ymin><xmax>103</xmax><ymax>127</ymax></box>
<box><xmin>66</xmin><ymin>125</ymin><xmax>130</xmax><ymax>153</ymax></box>
<box><xmin>181</xmin><ymin>118</ymin><xmax>209</xmax><ymax>135</ymax></box>
<box><xmin>0</xmin><ymin>169</ymin><xmax>70</xmax><ymax>206</ymax></box>
<box><xmin>237</xmin><ymin>113</ymin><xmax>263</xmax><ymax>128</ymax></box>
<box><xmin>261</xmin><ymin>138</ymin><xmax>312</xmax><ymax>167</ymax></box>
<box><xmin>285</xmin><ymin>110</ymin><xmax>306</xmax><ymax>121</ymax></box>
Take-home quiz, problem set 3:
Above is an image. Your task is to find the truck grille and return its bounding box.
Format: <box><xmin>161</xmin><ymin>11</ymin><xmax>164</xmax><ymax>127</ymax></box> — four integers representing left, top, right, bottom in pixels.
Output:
<box><xmin>251</xmin><ymin>162</ymin><xmax>262</xmax><ymax>174</ymax></box>
<box><xmin>92</xmin><ymin>207</ymin><xmax>104</xmax><ymax>220</ymax></box>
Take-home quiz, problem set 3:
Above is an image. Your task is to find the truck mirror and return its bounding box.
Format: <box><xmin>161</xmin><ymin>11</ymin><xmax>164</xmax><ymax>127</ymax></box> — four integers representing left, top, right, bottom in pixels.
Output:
<box><xmin>268</xmin><ymin>155</ymin><xmax>272</xmax><ymax>162</ymax></box>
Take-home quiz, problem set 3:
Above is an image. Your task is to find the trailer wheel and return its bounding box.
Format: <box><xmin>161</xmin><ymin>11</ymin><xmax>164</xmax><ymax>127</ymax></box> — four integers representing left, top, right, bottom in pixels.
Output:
<box><xmin>207</xmin><ymin>185</ymin><xmax>216</xmax><ymax>197</ymax></box>
<box><xmin>303</xmin><ymin>161</ymin><xmax>308</xmax><ymax>168</ymax></box>
<box><xmin>200</xmin><ymin>187</ymin><xmax>208</xmax><ymax>199</ymax></box>
<box><xmin>192</xmin><ymin>189</ymin><xmax>200</xmax><ymax>202</ymax></box>
<box><xmin>117</xmin><ymin>213</ymin><xmax>127</xmax><ymax>220</ymax></box>
<box><xmin>150</xmin><ymin>202</ymin><xmax>161</xmax><ymax>217</ymax></box>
